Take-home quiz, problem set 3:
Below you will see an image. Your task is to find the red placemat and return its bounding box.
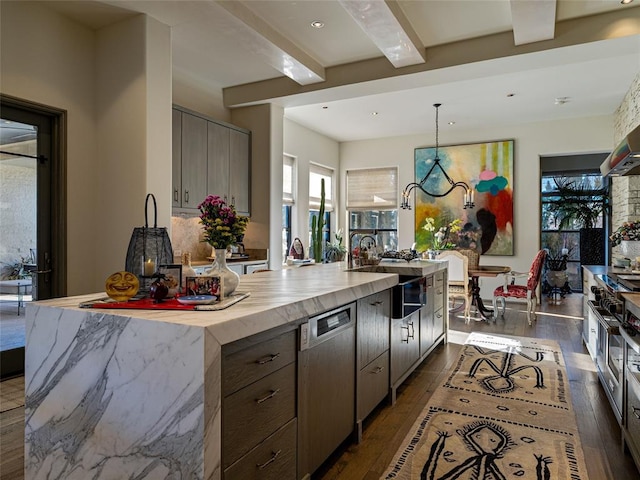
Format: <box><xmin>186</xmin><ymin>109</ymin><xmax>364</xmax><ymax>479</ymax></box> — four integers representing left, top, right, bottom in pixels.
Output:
<box><xmin>80</xmin><ymin>297</ymin><xmax>197</xmax><ymax>310</ymax></box>
<box><xmin>79</xmin><ymin>292</ymin><xmax>250</xmax><ymax>311</ymax></box>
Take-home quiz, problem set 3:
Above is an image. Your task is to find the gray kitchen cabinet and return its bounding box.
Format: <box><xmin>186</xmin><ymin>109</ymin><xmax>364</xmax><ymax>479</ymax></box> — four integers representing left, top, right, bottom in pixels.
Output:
<box><xmin>175</xmin><ymin>110</ymin><xmax>208</xmax><ymax>210</ymax></box>
<box><xmin>432</xmin><ymin>271</ymin><xmax>446</xmax><ymax>344</ymax></box>
<box><xmin>390</xmin><ymin>310</ymin><xmax>420</xmax><ymax>402</ymax></box>
<box><xmin>208</xmin><ymin>121</ymin><xmax>251</xmax><ymax>217</ymax></box>
<box><xmin>356</xmin><ymin>290</ymin><xmax>391</xmax><ymax>440</ymax></box>
<box><xmin>171</xmin><ymin>109</ymin><xmax>182</xmax><ymax>208</ymax></box>
<box><xmin>173</xmin><ymin>105</ymin><xmax>251</xmax><ymax>216</ymax></box>
<box><xmin>222</xmin><ymin>326</ymin><xmax>298</xmax><ymax>479</ymax></box>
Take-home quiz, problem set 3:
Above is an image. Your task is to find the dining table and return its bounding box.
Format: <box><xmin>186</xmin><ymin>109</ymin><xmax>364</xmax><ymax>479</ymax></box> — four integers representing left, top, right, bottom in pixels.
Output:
<box><xmin>467</xmin><ymin>265</ymin><xmax>511</xmax><ymax>320</ymax></box>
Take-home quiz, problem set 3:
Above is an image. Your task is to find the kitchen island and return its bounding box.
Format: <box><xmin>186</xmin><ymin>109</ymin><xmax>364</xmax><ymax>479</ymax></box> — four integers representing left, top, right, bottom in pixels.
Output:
<box><xmin>24</xmin><ymin>261</ymin><xmax>447</xmax><ymax>480</ymax></box>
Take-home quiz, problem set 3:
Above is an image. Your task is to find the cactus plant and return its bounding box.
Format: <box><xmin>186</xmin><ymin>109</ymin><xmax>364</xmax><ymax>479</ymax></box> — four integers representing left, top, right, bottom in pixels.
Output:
<box><xmin>311</xmin><ymin>178</ymin><xmax>326</xmax><ymax>263</ymax></box>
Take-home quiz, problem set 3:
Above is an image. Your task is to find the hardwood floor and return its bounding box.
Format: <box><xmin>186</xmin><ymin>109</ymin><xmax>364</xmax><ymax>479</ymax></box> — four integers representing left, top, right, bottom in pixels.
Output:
<box><xmin>1</xmin><ymin>295</ymin><xmax>639</xmax><ymax>479</ymax></box>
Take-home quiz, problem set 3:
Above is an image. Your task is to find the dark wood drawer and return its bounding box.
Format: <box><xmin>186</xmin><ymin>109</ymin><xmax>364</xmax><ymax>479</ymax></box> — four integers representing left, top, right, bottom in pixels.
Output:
<box><xmin>223</xmin><ymin>329</ymin><xmax>297</xmax><ymax>395</ymax></box>
<box><xmin>357</xmin><ymin>290</ymin><xmax>390</xmax><ymax>368</ymax></box>
<box><xmin>224</xmin><ymin>419</ymin><xmax>297</xmax><ymax>480</ymax></box>
<box><xmin>223</xmin><ymin>362</ymin><xmax>296</xmax><ymax>468</ymax></box>
<box><xmin>358</xmin><ymin>350</ymin><xmax>389</xmax><ymax>422</ymax></box>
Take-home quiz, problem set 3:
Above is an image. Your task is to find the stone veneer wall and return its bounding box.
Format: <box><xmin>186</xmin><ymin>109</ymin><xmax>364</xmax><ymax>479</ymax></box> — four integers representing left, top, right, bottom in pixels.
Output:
<box><xmin>611</xmin><ymin>72</ymin><xmax>640</xmax><ymax>261</ymax></box>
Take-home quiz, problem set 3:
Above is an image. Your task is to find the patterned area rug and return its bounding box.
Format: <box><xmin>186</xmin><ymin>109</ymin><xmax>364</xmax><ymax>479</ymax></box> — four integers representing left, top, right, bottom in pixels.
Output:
<box><xmin>382</xmin><ymin>333</ymin><xmax>589</xmax><ymax>479</ymax></box>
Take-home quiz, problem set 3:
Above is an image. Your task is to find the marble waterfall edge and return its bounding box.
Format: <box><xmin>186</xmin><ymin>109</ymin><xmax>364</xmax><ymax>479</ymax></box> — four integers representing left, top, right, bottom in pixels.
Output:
<box><xmin>24</xmin><ymin>304</ymin><xmax>214</xmax><ymax>479</ymax></box>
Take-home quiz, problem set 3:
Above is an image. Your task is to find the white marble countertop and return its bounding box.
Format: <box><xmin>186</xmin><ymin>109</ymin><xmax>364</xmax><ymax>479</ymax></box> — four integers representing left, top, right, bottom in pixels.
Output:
<box><xmin>31</xmin><ymin>262</ymin><xmax>445</xmax><ymax>345</ymax></box>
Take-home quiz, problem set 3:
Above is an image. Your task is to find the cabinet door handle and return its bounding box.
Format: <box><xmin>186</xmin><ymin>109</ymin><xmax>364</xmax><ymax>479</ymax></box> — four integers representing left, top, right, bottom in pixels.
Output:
<box><xmin>256</xmin><ymin>389</ymin><xmax>280</xmax><ymax>404</ymax></box>
<box><xmin>257</xmin><ymin>449</ymin><xmax>282</xmax><ymax>470</ymax></box>
<box><xmin>408</xmin><ymin>320</ymin><xmax>415</xmax><ymax>339</ymax></box>
<box><xmin>633</xmin><ymin>406</ymin><xmax>640</xmax><ymax>420</ymax></box>
<box><xmin>370</xmin><ymin>300</ymin><xmax>383</xmax><ymax>306</ymax></box>
<box><xmin>373</xmin><ymin>366</ymin><xmax>384</xmax><ymax>374</ymax></box>
<box><xmin>256</xmin><ymin>353</ymin><xmax>280</xmax><ymax>365</ymax></box>
<box><xmin>231</xmin><ymin>195</ymin><xmax>235</xmax><ymax>205</ymax></box>
<box><xmin>184</xmin><ymin>190</ymin><xmax>189</xmax><ymax>203</ymax></box>
<box><xmin>173</xmin><ymin>188</ymin><xmax>179</xmax><ymax>202</ymax></box>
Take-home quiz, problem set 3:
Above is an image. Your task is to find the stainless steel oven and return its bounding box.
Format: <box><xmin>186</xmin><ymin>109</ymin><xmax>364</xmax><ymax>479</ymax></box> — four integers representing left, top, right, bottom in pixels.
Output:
<box><xmin>591</xmin><ymin>276</ymin><xmax>626</xmax><ymax>423</ymax></box>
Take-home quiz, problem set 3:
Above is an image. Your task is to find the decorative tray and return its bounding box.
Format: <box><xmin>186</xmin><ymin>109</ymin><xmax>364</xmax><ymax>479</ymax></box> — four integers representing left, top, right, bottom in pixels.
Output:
<box><xmin>79</xmin><ymin>292</ymin><xmax>250</xmax><ymax>311</ymax></box>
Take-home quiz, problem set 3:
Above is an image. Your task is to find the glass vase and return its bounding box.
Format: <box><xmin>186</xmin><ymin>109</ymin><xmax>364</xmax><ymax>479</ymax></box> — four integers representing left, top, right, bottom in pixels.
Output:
<box><xmin>205</xmin><ymin>248</ymin><xmax>239</xmax><ymax>297</ymax></box>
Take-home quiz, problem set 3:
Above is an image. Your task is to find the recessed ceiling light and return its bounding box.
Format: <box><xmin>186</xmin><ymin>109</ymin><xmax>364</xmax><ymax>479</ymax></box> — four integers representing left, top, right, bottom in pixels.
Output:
<box><xmin>621</xmin><ymin>0</ymin><xmax>634</xmax><ymax>5</ymax></box>
<box><xmin>448</xmin><ymin>121</ymin><xmax>455</xmax><ymax>125</ymax></box>
<box><xmin>311</xmin><ymin>21</ymin><xmax>325</xmax><ymax>28</ymax></box>
<box><xmin>507</xmin><ymin>93</ymin><xmax>515</xmax><ymax>97</ymax></box>
<box><xmin>555</xmin><ymin>97</ymin><xmax>570</xmax><ymax>105</ymax></box>
<box><xmin>371</xmin><ymin>111</ymin><xmax>379</xmax><ymax>116</ymax></box>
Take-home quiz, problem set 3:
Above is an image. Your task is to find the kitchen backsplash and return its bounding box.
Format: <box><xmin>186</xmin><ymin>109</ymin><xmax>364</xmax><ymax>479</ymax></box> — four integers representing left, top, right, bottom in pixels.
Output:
<box><xmin>171</xmin><ymin>216</ymin><xmax>211</xmax><ymax>262</ymax></box>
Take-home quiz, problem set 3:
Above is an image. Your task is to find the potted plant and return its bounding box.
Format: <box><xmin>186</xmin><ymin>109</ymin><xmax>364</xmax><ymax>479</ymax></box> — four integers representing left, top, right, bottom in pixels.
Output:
<box><xmin>544</xmin><ymin>176</ymin><xmax>607</xmax><ymax>266</ymax></box>
<box><xmin>325</xmin><ymin>229</ymin><xmax>347</xmax><ymax>263</ymax></box>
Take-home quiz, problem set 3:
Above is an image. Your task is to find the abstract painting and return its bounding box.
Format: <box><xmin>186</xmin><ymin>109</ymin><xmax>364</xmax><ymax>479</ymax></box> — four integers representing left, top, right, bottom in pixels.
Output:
<box><xmin>413</xmin><ymin>139</ymin><xmax>514</xmax><ymax>255</ymax></box>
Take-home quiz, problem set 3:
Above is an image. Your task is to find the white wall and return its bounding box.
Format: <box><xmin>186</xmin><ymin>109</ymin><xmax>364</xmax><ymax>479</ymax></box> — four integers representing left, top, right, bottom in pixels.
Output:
<box><xmin>1</xmin><ymin>2</ymin><xmax>172</xmax><ymax>294</ymax></box>
<box><xmin>1</xmin><ymin>1</ymin><xmax>97</xmax><ymax>294</ymax></box>
<box><xmin>340</xmin><ymin>114</ymin><xmax>614</xmax><ymax>295</ymax></box>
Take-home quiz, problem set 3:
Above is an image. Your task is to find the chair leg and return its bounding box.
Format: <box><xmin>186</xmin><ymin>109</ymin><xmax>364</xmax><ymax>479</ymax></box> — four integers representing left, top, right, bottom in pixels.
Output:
<box><xmin>464</xmin><ymin>296</ymin><xmax>471</xmax><ymax>323</ymax></box>
<box><xmin>493</xmin><ymin>296</ymin><xmax>505</xmax><ymax>320</ymax></box>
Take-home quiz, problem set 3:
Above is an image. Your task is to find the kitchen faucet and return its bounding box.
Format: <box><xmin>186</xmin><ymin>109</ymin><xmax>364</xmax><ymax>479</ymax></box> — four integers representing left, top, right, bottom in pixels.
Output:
<box><xmin>348</xmin><ymin>230</ymin><xmax>378</xmax><ymax>269</ymax></box>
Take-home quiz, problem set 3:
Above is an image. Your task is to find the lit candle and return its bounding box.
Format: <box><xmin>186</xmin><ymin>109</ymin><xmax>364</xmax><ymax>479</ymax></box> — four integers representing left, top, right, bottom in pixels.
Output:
<box><xmin>470</xmin><ymin>189</ymin><xmax>474</xmax><ymax>204</ymax></box>
<box><xmin>464</xmin><ymin>192</ymin><xmax>469</xmax><ymax>205</ymax></box>
<box><xmin>144</xmin><ymin>258</ymin><xmax>155</xmax><ymax>276</ymax></box>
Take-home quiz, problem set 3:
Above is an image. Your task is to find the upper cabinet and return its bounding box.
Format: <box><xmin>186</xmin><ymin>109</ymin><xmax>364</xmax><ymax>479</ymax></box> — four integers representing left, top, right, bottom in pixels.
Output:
<box><xmin>172</xmin><ymin>106</ymin><xmax>251</xmax><ymax>216</ymax></box>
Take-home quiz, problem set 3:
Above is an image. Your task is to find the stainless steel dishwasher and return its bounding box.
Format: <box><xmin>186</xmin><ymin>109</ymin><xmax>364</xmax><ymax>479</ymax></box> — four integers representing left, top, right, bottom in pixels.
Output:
<box><xmin>298</xmin><ymin>303</ymin><xmax>356</xmax><ymax>477</ymax></box>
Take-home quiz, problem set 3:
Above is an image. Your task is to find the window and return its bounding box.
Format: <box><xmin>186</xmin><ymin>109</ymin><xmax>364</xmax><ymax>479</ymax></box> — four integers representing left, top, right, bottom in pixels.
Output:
<box><xmin>309</xmin><ymin>163</ymin><xmax>333</xmax><ymax>211</ymax></box>
<box><xmin>541</xmin><ymin>172</ymin><xmax>608</xmax><ymax>293</ymax></box>
<box><xmin>346</xmin><ymin>167</ymin><xmax>398</xmax><ymax>255</ymax></box>
<box><xmin>308</xmin><ymin>164</ymin><xmax>334</xmax><ymax>260</ymax></box>
<box><xmin>282</xmin><ymin>155</ymin><xmax>295</xmax><ymax>259</ymax></box>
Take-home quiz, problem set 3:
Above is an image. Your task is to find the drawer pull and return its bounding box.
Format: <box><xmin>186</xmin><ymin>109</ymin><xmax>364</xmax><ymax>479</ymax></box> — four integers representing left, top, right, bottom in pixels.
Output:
<box><xmin>257</xmin><ymin>449</ymin><xmax>282</xmax><ymax>470</ymax></box>
<box><xmin>257</xmin><ymin>353</ymin><xmax>280</xmax><ymax>365</ymax></box>
<box><xmin>370</xmin><ymin>300</ymin><xmax>383</xmax><ymax>306</ymax></box>
<box><xmin>373</xmin><ymin>366</ymin><xmax>384</xmax><ymax>374</ymax></box>
<box><xmin>633</xmin><ymin>406</ymin><xmax>640</xmax><ymax>420</ymax></box>
<box><xmin>256</xmin><ymin>389</ymin><xmax>280</xmax><ymax>404</ymax></box>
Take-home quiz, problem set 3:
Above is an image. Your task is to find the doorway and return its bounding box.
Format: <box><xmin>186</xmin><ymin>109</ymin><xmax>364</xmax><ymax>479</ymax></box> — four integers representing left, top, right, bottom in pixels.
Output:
<box><xmin>0</xmin><ymin>94</ymin><xmax>66</xmax><ymax>378</ymax></box>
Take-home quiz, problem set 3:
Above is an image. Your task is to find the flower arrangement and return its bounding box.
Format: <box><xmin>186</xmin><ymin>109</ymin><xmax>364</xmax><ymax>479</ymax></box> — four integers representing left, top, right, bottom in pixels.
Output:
<box><xmin>198</xmin><ymin>195</ymin><xmax>249</xmax><ymax>250</ymax></box>
<box><xmin>422</xmin><ymin>217</ymin><xmax>462</xmax><ymax>251</ymax></box>
<box><xmin>610</xmin><ymin>221</ymin><xmax>640</xmax><ymax>247</ymax></box>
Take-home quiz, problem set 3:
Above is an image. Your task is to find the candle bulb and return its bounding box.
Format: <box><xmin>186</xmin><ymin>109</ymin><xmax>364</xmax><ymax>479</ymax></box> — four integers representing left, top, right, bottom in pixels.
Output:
<box><xmin>470</xmin><ymin>189</ymin><xmax>474</xmax><ymax>204</ymax></box>
<box><xmin>144</xmin><ymin>258</ymin><xmax>155</xmax><ymax>276</ymax></box>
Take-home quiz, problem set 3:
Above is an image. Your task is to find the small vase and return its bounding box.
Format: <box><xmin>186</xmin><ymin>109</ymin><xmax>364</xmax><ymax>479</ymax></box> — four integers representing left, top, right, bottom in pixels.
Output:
<box><xmin>205</xmin><ymin>248</ymin><xmax>239</xmax><ymax>297</ymax></box>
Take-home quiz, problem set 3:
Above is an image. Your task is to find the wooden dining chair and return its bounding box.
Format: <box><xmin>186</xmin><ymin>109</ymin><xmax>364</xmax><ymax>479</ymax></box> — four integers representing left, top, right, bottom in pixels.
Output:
<box><xmin>492</xmin><ymin>249</ymin><xmax>547</xmax><ymax>325</ymax></box>
<box><xmin>436</xmin><ymin>250</ymin><xmax>472</xmax><ymax>323</ymax></box>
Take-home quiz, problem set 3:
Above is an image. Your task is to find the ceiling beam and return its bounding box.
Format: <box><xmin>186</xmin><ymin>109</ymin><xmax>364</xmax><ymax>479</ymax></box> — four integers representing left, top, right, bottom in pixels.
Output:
<box><xmin>510</xmin><ymin>0</ymin><xmax>557</xmax><ymax>45</ymax></box>
<box><xmin>338</xmin><ymin>0</ymin><xmax>426</xmax><ymax>68</ymax></box>
<box><xmin>215</xmin><ymin>0</ymin><xmax>325</xmax><ymax>85</ymax></box>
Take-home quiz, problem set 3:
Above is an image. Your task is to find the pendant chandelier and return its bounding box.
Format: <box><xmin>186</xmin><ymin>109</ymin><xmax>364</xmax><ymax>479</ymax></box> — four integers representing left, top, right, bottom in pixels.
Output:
<box><xmin>401</xmin><ymin>103</ymin><xmax>475</xmax><ymax>210</ymax></box>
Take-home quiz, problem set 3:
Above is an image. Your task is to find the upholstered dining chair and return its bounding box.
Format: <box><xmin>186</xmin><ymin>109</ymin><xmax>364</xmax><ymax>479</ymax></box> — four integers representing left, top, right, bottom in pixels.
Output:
<box><xmin>492</xmin><ymin>249</ymin><xmax>547</xmax><ymax>325</ymax></box>
<box><xmin>436</xmin><ymin>250</ymin><xmax>472</xmax><ymax>323</ymax></box>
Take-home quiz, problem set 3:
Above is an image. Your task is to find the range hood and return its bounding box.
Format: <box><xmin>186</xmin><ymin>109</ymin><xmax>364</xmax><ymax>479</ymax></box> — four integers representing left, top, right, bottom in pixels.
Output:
<box><xmin>600</xmin><ymin>124</ymin><xmax>640</xmax><ymax>177</ymax></box>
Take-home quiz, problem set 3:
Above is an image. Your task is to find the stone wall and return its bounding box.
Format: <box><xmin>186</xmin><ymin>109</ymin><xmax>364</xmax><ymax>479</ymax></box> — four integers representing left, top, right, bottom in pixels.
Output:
<box><xmin>611</xmin><ymin>72</ymin><xmax>640</xmax><ymax>261</ymax></box>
